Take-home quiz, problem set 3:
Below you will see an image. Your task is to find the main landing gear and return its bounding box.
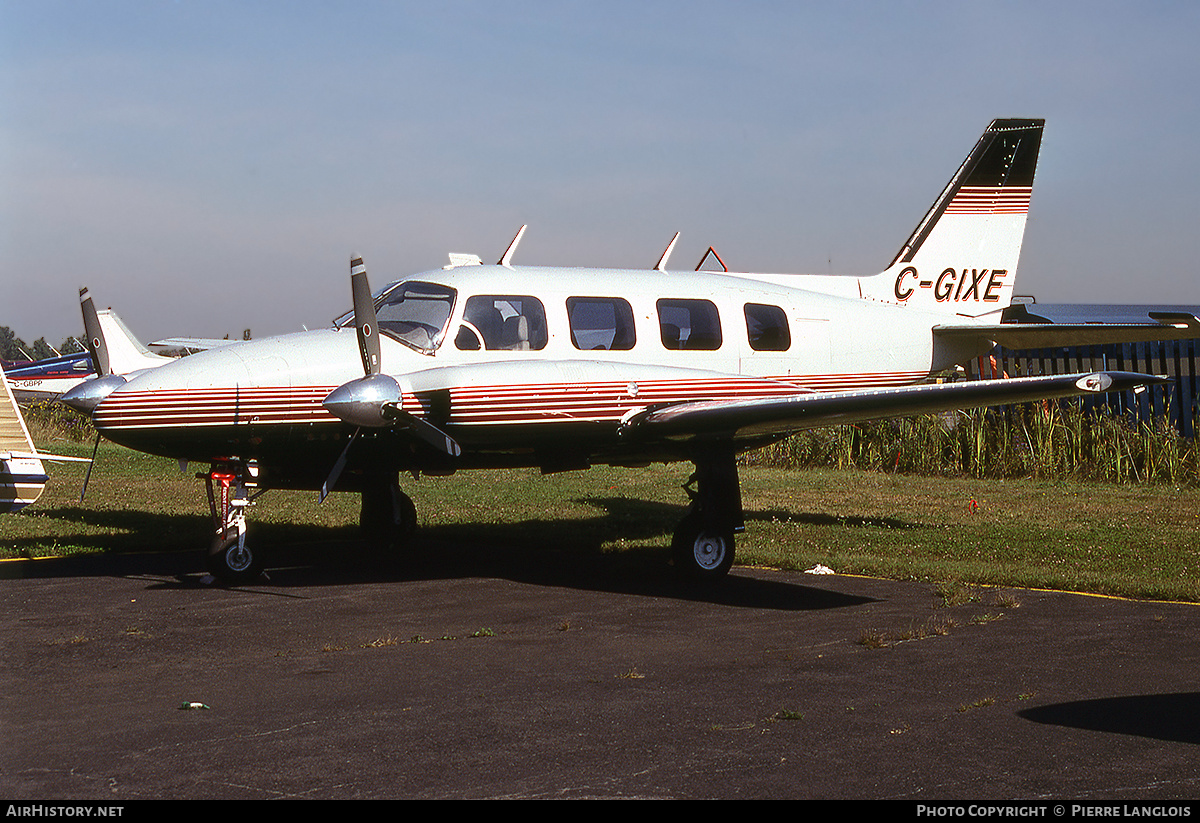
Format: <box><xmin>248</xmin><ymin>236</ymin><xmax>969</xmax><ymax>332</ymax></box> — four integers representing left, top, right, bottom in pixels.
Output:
<box><xmin>358</xmin><ymin>474</ymin><xmax>418</xmax><ymax>554</ymax></box>
<box><xmin>671</xmin><ymin>447</ymin><xmax>743</xmax><ymax>581</ymax></box>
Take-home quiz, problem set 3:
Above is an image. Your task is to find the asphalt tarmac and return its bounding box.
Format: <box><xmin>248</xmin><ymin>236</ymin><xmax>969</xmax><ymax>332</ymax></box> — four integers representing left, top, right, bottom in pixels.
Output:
<box><xmin>2</xmin><ymin>541</ymin><xmax>1200</xmax><ymax>800</ymax></box>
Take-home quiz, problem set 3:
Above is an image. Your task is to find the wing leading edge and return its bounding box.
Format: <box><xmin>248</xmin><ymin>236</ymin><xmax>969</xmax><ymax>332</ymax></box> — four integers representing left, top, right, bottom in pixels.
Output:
<box><xmin>618</xmin><ymin>371</ymin><xmax>1166</xmax><ymax>443</ymax></box>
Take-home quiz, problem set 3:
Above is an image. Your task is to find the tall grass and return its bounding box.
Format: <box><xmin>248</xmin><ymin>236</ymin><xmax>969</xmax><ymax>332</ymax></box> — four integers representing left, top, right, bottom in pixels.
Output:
<box><xmin>19</xmin><ymin>400</ymin><xmax>96</xmax><ymax>443</ymax></box>
<box><xmin>745</xmin><ymin>402</ymin><xmax>1200</xmax><ymax>485</ymax></box>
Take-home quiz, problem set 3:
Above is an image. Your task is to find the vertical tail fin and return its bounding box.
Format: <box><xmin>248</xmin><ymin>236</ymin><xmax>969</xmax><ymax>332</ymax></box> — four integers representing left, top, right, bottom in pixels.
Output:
<box><xmin>96</xmin><ymin>310</ymin><xmax>173</xmax><ymax>373</ymax></box>
<box><xmin>865</xmin><ymin>118</ymin><xmax>1044</xmax><ymax>317</ymax></box>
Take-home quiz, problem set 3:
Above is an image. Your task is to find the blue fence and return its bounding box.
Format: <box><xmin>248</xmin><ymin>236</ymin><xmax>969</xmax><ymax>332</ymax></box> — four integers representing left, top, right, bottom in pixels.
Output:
<box><xmin>967</xmin><ymin>337</ymin><xmax>1200</xmax><ymax>437</ymax></box>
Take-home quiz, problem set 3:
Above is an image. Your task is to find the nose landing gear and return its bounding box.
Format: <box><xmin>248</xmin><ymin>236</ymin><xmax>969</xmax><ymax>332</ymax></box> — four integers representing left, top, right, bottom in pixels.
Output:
<box><xmin>203</xmin><ymin>459</ymin><xmax>267</xmax><ymax>584</ymax></box>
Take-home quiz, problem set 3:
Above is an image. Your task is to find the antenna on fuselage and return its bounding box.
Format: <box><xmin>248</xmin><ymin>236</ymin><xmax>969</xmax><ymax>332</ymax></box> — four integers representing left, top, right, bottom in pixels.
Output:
<box><xmin>695</xmin><ymin>247</ymin><xmax>728</xmax><ymax>272</ymax></box>
<box><xmin>654</xmin><ymin>232</ymin><xmax>680</xmax><ymax>272</ymax></box>
<box><xmin>498</xmin><ymin>225</ymin><xmax>527</xmax><ymax>267</ymax></box>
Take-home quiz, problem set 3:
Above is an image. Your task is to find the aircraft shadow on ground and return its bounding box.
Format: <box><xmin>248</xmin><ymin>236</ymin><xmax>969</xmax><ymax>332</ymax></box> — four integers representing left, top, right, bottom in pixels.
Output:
<box><xmin>3</xmin><ymin>498</ymin><xmax>879</xmax><ymax>611</ymax></box>
<box><xmin>1019</xmin><ymin>693</ymin><xmax>1200</xmax><ymax>745</ymax></box>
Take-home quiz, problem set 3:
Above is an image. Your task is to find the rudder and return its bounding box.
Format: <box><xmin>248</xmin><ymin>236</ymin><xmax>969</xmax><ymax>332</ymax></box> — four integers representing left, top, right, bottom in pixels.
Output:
<box><xmin>866</xmin><ymin>118</ymin><xmax>1044</xmax><ymax>317</ymax></box>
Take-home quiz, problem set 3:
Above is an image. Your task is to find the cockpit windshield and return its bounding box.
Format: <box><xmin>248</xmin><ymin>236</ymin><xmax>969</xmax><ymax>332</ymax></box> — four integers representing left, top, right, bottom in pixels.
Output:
<box><xmin>335</xmin><ymin>281</ymin><xmax>457</xmax><ymax>354</ymax></box>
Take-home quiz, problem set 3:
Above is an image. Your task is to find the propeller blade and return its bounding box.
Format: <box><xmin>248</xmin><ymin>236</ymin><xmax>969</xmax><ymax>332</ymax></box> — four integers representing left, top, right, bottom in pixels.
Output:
<box><xmin>384</xmin><ymin>406</ymin><xmax>462</xmax><ymax>457</ymax></box>
<box><xmin>320</xmin><ymin>427</ymin><xmax>360</xmax><ymax>503</ymax></box>
<box><xmin>351</xmin><ymin>256</ymin><xmax>381</xmax><ymax>377</ymax></box>
<box><xmin>79</xmin><ymin>287</ymin><xmax>110</xmax><ymax>376</ymax></box>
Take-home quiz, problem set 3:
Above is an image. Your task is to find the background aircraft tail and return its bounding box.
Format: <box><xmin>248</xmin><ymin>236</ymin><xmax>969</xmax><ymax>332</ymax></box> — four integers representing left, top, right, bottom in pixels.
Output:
<box><xmin>96</xmin><ymin>310</ymin><xmax>173</xmax><ymax>373</ymax></box>
<box><xmin>862</xmin><ymin>118</ymin><xmax>1044</xmax><ymax>318</ymax></box>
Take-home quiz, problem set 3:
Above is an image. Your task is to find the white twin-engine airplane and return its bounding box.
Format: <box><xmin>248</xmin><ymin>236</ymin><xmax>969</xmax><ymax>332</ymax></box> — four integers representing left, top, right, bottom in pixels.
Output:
<box><xmin>63</xmin><ymin>118</ymin><xmax>1199</xmax><ymax>583</ymax></box>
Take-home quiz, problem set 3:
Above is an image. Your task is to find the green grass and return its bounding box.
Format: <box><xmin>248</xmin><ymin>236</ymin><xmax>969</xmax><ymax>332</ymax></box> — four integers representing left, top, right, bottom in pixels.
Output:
<box><xmin>4</xmin><ymin>437</ymin><xmax>1200</xmax><ymax>602</ymax></box>
<box><xmin>736</xmin><ymin>466</ymin><xmax>1200</xmax><ymax>601</ymax></box>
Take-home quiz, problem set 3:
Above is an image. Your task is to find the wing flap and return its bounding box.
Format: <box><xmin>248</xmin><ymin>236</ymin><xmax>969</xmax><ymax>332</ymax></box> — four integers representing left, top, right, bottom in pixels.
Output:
<box><xmin>619</xmin><ymin>371</ymin><xmax>1166</xmax><ymax>443</ymax></box>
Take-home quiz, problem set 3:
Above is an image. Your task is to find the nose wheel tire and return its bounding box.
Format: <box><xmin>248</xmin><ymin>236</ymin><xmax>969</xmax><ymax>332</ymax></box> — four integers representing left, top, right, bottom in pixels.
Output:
<box><xmin>207</xmin><ymin>534</ymin><xmax>262</xmax><ymax>584</ymax></box>
<box><xmin>672</xmin><ymin>514</ymin><xmax>735</xmax><ymax>580</ymax></box>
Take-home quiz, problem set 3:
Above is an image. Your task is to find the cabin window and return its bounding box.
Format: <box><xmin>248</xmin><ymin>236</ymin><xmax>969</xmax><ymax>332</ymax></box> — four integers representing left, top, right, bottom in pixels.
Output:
<box><xmin>456</xmin><ymin>295</ymin><xmax>548</xmax><ymax>351</ymax></box>
<box><xmin>744</xmin><ymin>303</ymin><xmax>791</xmax><ymax>351</ymax></box>
<box><xmin>657</xmin><ymin>299</ymin><xmax>721</xmax><ymax>350</ymax></box>
<box><xmin>566</xmin><ymin>297</ymin><xmax>636</xmax><ymax>351</ymax></box>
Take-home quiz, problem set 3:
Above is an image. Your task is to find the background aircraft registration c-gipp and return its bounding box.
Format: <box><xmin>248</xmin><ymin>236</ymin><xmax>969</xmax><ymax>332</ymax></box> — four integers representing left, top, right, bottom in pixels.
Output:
<box><xmin>63</xmin><ymin>118</ymin><xmax>1199</xmax><ymax>583</ymax></box>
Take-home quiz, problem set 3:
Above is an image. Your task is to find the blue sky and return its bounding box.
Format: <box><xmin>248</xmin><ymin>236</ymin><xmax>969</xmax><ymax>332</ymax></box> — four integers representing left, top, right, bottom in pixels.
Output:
<box><xmin>3</xmin><ymin>1</ymin><xmax>1199</xmax><ymax>345</ymax></box>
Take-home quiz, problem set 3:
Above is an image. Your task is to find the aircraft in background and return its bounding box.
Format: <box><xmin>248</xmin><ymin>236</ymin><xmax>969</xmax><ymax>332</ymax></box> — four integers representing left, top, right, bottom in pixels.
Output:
<box><xmin>2</xmin><ymin>350</ymin><xmax>93</xmax><ymax>402</ymax></box>
<box><xmin>150</xmin><ymin>330</ymin><xmax>252</xmax><ymax>353</ymax></box>
<box><xmin>4</xmin><ymin>305</ymin><xmax>174</xmax><ymax>402</ymax></box>
<box><xmin>1</xmin><ymin>362</ymin><xmax>91</xmax><ymax>513</ymax></box>
<box><xmin>63</xmin><ymin>118</ymin><xmax>1198</xmax><ymax>583</ymax></box>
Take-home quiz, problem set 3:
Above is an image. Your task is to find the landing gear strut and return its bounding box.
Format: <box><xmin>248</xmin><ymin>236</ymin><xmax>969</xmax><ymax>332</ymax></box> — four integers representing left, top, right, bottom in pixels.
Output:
<box><xmin>359</xmin><ymin>474</ymin><xmax>417</xmax><ymax>551</ymax></box>
<box><xmin>203</xmin><ymin>459</ymin><xmax>267</xmax><ymax>584</ymax></box>
<box><xmin>672</xmin><ymin>447</ymin><xmax>743</xmax><ymax>580</ymax></box>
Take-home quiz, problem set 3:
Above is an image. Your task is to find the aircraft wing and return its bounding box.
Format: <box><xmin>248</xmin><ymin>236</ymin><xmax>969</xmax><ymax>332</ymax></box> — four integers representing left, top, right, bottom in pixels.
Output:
<box><xmin>933</xmin><ymin>312</ymin><xmax>1200</xmax><ymax>350</ymax></box>
<box><xmin>149</xmin><ymin>337</ymin><xmax>234</xmax><ymax>351</ymax></box>
<box><xmin>618</xmin><ymin>371</ymin><xmax>1165</xmax><ymax>443</ymax></box>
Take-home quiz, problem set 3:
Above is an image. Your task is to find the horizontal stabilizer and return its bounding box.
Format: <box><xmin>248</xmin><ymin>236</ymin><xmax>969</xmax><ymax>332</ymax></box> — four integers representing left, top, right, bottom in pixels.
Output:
<box><xmin>149</xmin><ymin>337</ymin><xmax>235</xmax><ymax>351</ymax></box>
<box><xmin>619</xmin><ymin>371</ymin><xmax>1166</xmax><ymax>443</ymax></box>
<box><xmin>934</xmin><ymin>313</ymin><xmax>1200</xmax><ymax>350</ymax></box>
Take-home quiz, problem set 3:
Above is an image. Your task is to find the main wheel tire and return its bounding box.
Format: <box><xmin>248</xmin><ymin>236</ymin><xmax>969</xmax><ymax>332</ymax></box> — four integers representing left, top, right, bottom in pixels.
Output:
<box><xmin>672</xmin><ymin>514</ymin><xmax>735</xmax><ymax>580</ymax></box>
<box><xmin>207</xmin><ymin>533</ymin><xmax>262</xmax><ymax>584</ymax></box>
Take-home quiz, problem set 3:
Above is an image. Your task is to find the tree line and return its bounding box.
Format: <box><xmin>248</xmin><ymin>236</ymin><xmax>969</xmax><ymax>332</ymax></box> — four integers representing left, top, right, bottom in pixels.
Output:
<box><xmin>0</xmin><ymin>326</ymin><xmax>85</xmax><ymax>362</ymax></box>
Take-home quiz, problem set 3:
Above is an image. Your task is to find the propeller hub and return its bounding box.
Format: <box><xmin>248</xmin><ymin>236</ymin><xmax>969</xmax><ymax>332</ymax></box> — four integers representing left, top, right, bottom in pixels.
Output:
<box><xmin>323</xmin><ymin>374</ymin><xmax>403</xmax><ymax>428</ymax></box>
<box><xmin>60</xmin><ymin>374</ymin><xmax>128</xmax><ymax>415</ymax></box>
